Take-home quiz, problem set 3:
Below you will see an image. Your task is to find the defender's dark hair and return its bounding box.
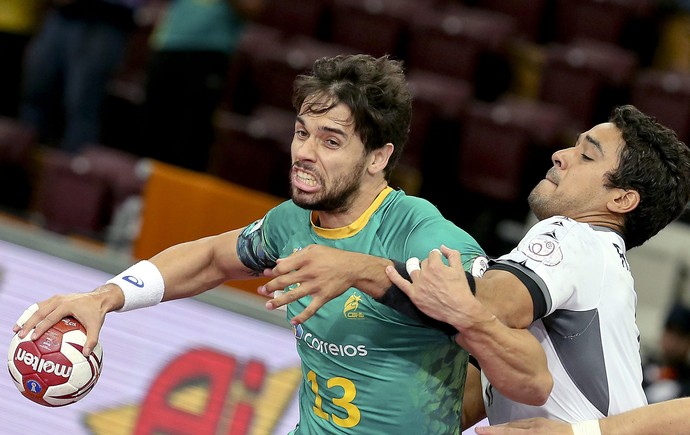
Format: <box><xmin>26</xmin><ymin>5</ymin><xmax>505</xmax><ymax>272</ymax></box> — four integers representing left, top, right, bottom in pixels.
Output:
<box><xmin>292</xmin><ymin>54</ymin><xmax>412</xmax><ymax>179</ymax></box>
<box><xmin>607</xmin><ymin>105</ymin><xmax>690</xmax><ymax>248</ymax></box>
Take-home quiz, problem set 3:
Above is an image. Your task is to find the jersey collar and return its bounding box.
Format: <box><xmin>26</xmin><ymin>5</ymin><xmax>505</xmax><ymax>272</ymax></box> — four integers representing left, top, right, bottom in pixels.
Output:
<box><xmin>311</xmin><ymin>186</ymin><xmax>394</xmax><ymax>239</ymax></box>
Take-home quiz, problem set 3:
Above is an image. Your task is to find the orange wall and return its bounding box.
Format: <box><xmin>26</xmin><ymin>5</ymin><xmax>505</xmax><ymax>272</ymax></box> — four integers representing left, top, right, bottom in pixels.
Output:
<box><xmin>134</xmin><ymin>161</ymin><xmax>284</xmax><ymax>294</ymax></box>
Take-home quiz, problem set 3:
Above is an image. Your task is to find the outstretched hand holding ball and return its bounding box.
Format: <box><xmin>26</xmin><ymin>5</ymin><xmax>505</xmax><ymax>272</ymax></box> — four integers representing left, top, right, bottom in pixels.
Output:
<box><xmin>7</xmin><ymin>304</ymin><xmax>103</xmax><ymax>407</ymax></box>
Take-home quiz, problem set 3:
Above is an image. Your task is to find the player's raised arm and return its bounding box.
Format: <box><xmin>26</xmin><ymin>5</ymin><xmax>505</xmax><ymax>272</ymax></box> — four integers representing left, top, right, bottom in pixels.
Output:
<box><xmin>387</xmin><ymin>245</ymin><xmax>552</xmax><ymax>405</ymax></box>
<box><xmin>13</xmin><ymin>227</ymin><xmax>257</xmax><ymax>355</ymax></box>
<box><xmin>150</xmin><ymin>228</ymin><xmax>258</xmax><ymax>302</ymax></box>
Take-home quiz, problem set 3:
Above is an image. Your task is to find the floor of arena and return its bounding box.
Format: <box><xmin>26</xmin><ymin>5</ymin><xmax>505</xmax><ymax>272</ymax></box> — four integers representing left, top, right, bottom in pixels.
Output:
<box><xmin>0</xmin><ymin>214</ymin><xmax>300</xmax><ymax>435</ymax></box>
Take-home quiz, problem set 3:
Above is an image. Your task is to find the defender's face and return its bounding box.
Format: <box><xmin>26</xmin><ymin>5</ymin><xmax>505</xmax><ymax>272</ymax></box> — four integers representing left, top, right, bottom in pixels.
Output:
<box><xmin>528</xmin><ymin>122</ymin><xmax>624</xmax><ymax>221</ymax></box>
<box><xmin>290</xmin><ymin>102</ymin><xmax>368</xmax><ymax>212</ymax></box>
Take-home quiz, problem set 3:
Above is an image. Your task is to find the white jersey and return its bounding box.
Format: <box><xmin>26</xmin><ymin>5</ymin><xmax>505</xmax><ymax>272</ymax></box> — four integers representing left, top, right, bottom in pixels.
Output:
<box><xmin>481</xmin><ymin>216</ymin><xmax>647</xmax><ymax>423</ymax></box>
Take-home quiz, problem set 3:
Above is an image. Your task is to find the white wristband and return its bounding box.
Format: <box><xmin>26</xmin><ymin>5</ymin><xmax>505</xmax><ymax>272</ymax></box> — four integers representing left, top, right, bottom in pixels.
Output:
<box><xmin>107</xmin><ymin>260</ymin><xmax>165</xmax><ymax>312</ymax></box>
<box><xmin>571</xmin><ymin>420</ymin><xmax>602</xmax><ymax>435</ymax></box>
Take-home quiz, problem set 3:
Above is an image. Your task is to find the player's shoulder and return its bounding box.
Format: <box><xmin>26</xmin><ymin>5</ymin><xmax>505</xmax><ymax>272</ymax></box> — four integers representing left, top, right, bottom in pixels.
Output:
<box><xmin>382</xmin><ymin>189</ymin><xmax>441</xmax><ymax>216</ymax></box>
<box><xmin>264</xmin><ymin>200</ymin><xmax>311</xmax><ymax>228</ymax></box>
<box><xmin>529</xmin><ymin>215</ymin><xmax>590</xmax><ymax>239</ymax></box>
<box><xmin>519</xmin><ymin>216</ymin><xmax>601</xmax><ymax>260</ymax></box>
<box><xmin>379</xmin><ymin>190</ymin><xmax>462</xmax><ymax>235</ymax></box>
<box><xmin>268</xmin><ymin>199</ymin><xmax>308</xmax><ymax>217</ymax></box>
<box><xmin>385</xmin><ymin>191</ymin><xmax>484</xmax><ymax>255</ymax></box>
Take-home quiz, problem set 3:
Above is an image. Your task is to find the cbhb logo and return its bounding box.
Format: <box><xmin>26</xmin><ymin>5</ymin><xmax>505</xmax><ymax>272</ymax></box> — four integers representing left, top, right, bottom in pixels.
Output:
<box><xmin>343</xmin><ymin>293</ymin><xmax>364</xmax><ymax>319</ymax></box>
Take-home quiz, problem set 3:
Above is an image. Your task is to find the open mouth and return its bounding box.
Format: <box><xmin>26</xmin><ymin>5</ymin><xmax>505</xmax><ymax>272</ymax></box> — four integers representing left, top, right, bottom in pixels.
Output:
<box><xmin>292</xmin><ymin>167</ymin><xmax>321</xmax><ymax>193</ymax></box>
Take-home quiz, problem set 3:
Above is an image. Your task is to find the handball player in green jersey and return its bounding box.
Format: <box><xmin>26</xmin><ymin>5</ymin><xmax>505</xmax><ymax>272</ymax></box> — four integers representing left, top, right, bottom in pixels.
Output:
<box><xmin>14</xmin><ymin>54</ymin><xmax>551</xmax><ymax>434</ymax></box>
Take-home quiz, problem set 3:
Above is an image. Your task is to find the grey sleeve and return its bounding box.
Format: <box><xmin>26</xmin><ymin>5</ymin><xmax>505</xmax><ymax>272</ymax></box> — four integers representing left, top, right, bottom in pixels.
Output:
<box><xmin>236</xmin><ymin>219</ymin><xmax>278</xmax><ymax>275</ymax></box>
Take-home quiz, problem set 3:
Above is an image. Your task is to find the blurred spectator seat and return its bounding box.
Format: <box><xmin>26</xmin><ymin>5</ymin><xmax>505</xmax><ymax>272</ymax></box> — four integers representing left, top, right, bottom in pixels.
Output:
<box><xmin>458</xmin><ymin>97</ymin><xmax>567</xmax><ymax>205</ymax></box>
<box><xmin>34</xmin><ymin>145</ymin><xmax>147</xmax><ymax>238</ymax></box>
<box><xmin>327</xmin><ymin>0</ymin><xmax>417</xmax><ymax>58</ymax></box>
<box><xmin>0</xmin><ymin>118</ymin><xmax>35</xmax><ymax>164</ymax></box>
<box><xmin>35</xmin><ymin>149</ymin><xmax>110</xmax><ymax>237</ymax></box>
<box><xmin>538</xmin><ymin>39</ymin><xmax>638</xmax><ymax>133</ymax></box>
<box><xmin>504</xmin><ymin>40</ymin><xmax>548</xmax><ymax>99</ymax></box>
<box><xmin>79</xmin><ymin>145</ymin><xmax>149</xmax><ymax>251</ymax></box>
<box><xmin>476</xmin><ymin>0</ymin><xmax>551</xmax><ymax>42</ymax></box>
<box><xmin>405</xmin><ymin>4</ymin><xmax>515</xmax><ymax>100</ymax></box>
<box><xmin>0</xmin><ymin>117</ymin><xmax>36</xmax><ymax>212</ymax></box>
<box><xmin>222</xmin><ymin>24</ymin><xmax>284</xmax><ymax>114</ymax></box>
<box><xmin>245</xmin><ymin>36</ymin><xmax>356</xmax><ymax>111</ymax></box>
<box><xmin>454</xmin><ymin>97</ymin><xmax>567</xmax><ymax>253</ymax></box>
<box><xmin>470</xmin><ymin>0</ymin><xmax>554</xmax><ymax>98</ymax></box>
<box><xmin>553</xmin><ymin>0</ymin><xmax>660</xmax><ymax>65</ymax></box>
<box><xmin>255</xmin><ymin>0</ymin><xmax>331</xmax><ymax>39</ymax></box>
<box><xmin>209</xmin><ymin>105</ymin><xmax>294</xmax><ymax>198</ymax></box>
<box><xmin>652</xmin><ymin>12</ymin><xmax>690</xmax><ymax>73</ymax></box>
<box><xmin>396</xmin><ymin>69</ymin><xmax>472</xmax><ymax>197</ymax></box>
<box><xmin>102</xmin><ymin>5</ymin><xmax>161</xmax><ymax>153</ymax></box>
<box><xmin>554</xmin><ymin>0</ymin><xmax>657</xmax><ymax>42</ymax></box>
<box><xmin>630</xmin><ymin>69</ymin><xmax>690</xmax><ymax>145</ymax></box>
<box><xmin>403</xmin><ymin>69</ymin><xmax>472</xmax><ymax>176</ymax></box>
<box><xmin>80</xmin><ymin>144</ymin><xmax>148</xmax><ymax>212</ymax></box>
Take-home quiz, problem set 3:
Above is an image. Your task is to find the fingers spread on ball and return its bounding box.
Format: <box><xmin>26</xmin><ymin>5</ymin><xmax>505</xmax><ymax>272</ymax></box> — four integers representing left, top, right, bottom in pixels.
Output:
<box><xmin>13</xmin><ymin>303</ymin><xmax>39</xmax><ymax>334</ymax></box>
<box><xmin>8</xmin><ymin>316</ymin><xmax>104</xmax><ymax>407</ymax></box>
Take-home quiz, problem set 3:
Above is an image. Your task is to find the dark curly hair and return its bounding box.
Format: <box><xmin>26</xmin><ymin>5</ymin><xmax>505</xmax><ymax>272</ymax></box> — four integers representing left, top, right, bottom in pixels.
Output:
<box><xmin>606</xmin><ymin>105</ymin><xmax>690</xmax><ymax>249</ymax></box>
<box><xmin>292</xmin><ymin>54</ymin><xmax>412</xmax><ymax>180</ymax></box>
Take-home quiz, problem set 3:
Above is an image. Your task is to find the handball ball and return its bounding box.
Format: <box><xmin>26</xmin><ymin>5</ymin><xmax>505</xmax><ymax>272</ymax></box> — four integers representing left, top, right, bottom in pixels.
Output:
<box><xmin>7</xmin><ymin>317</ymin><xmax>103</xmax><ymax>407</ymax></box>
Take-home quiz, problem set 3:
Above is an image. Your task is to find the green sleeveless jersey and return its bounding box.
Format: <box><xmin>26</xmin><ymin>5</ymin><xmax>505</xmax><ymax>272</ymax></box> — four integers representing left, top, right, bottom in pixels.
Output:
<box><xmin>259</xmin><ymin>188</ymin><xmax>484</xmax><ymax>434</ymax></box>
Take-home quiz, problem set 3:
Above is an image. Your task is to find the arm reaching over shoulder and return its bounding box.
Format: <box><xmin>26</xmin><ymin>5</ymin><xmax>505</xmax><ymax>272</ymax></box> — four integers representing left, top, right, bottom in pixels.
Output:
<box><xmin>262</xmin><ymin>244</ymin><xmax>552</xmax><ymax>405</ymax></box>
<box><xmin>386</xmin><ymin>245</ymin><xmax>552</xmax><ymax>406</ymax></box>
<box><xmin>474</xmin><ymin>397</ymin><xmax>690</xmax><ymax>435</ymax></box>
<box><xmin>260</xmin><ymin>245</ymin><xmax>452</xmax><ymax>331</ymax></box>
<box><xmin>259</xmin><ymin>245</ymin><xmax>394</xmax><ymax>324</ymax></box>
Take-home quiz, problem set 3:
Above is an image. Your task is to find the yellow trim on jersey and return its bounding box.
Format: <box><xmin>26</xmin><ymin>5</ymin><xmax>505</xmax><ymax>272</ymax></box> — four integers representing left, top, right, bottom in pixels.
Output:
<box><xmin>311</xmin><ymin>187</ymin><xmax>394</xmax><ymax>239</ymax></box>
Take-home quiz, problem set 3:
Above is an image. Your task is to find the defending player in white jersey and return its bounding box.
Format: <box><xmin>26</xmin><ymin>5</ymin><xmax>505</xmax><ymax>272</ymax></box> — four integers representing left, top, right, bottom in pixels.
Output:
<box><xmin>479</xmin><ymin>215</ymin><xmax>645</xmax><ymax>423</ymax></box>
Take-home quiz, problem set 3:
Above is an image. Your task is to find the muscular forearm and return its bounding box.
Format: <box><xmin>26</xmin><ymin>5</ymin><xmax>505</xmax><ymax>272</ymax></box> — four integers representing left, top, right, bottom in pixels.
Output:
<box><xmin>599</xmin><ymin>398</ymin><xmax>690</xmax><ymax>435</ymax></box>
<box><xmin>451</xmin><ymin>305</ymin><xmax>552</xmax><ymax>406</ymax></box>
<box><xmin>474</xmin><ymin>270</ymin><xmax>535</xmax><ymax>329</ymax></box>
<box><xmin>150</xmin><ymin>231</ymin><xmax>255</xmax><ymax>302</ymax></box>
<box><xmin>348</xmin><ymin>254</ymin><xmax>396</xmax><ymax>299</ymax></box>
<box><xmin>261</xmin><ymin>246</ymin><xmax>399</xmax><ymax>321</ymax></box>
<box><xmin>13</xmin><ymin>228</ymin><xmax>257</xmax><ymax>358</ymax></box>
<box><xmin>99</xmin><ymin>231</ymin><xmax>251</xmax><ymax>314</ymax></box>
<box><xmin>446</xmin><ymin>267</ymin><xmax>552</xmax><ymax>404</ymax></box>
<box><xmin>475</xmin><ymin>398</ymin><xmax>690</xmax><ymax>434</ymax></box>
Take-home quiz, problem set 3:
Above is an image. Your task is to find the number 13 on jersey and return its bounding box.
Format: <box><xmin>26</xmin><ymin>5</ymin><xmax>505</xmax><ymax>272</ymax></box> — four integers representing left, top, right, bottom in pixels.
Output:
<box><xmin>307</xmin><ymin>370</ymin><xmax>361</xmax><ymax>428</ymax></box>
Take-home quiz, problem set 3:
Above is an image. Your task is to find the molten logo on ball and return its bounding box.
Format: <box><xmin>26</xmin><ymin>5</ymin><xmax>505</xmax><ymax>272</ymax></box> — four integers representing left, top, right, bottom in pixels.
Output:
<box><xmin>6</xmin><ymin>317</ymin><xmax>103</xmax><ymax>407</ymax></box>
<box><xmin>14</xmin><ymin>347</ymin><xmax>73</xmax><ymax>377</ymax></box>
